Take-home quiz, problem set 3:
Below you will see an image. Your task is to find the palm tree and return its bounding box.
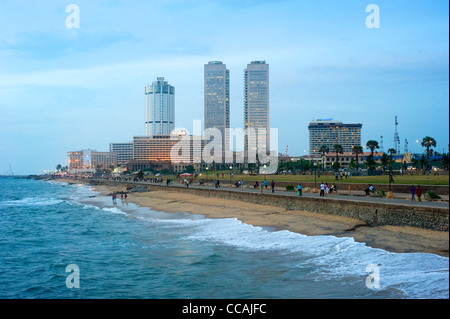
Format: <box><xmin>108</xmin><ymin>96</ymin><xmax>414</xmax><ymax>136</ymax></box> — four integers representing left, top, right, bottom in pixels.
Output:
<box><xmin>56</xmin><ymin>164</ymin><xmax>62</xmax><ymax>171</ymax></box>
<box><xmin>380</xmin><ymin>153</ymin><xmax>389</xmax><ymax>171</ymax></box>
<box><xmin>387</xmin><ymin>148</ymin><xmax>396</xmax><ymax>157</ymax></box>
<box><xmin>421</xmin><ymin>136</ymin><xmax>436</xmax><ymax>170</ymax></box>
<box><xmin>333</xmin><ymin>144</ymin><xmax>344</xmax><ymax>171</ymax></box>
<box><xmin>351</xmin><ymin>145</ymin><xmax>363</xmax><ymax>171</ymax></box>
<box><xmin>319</xmin><ymin>145</ymin><xmax>329</xmax><ymax>172</ymax></box>
<box><xmin>366</xmin><ymin>140</ymin><xmax>379</xmax><ymax>157</ymax></box>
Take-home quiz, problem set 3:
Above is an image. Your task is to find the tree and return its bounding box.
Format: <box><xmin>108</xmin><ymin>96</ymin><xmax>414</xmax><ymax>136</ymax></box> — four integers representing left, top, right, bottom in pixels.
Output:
<box><xmin>441</xmin><ymin>153</ymin><xmax>449</xmax><ymax>170</ymax></box>
<box><xmin>332</xmin><ymin>144</ymin><xmax>343</xmax><ymax>171</ymax></box>
<box><xmin>56</xmin><ymin>164</ymin><xmax>62</xmax><ymax>171</ymax></box>
<box><xmin>387</xmin><ymin>148</ymin><xmax>396</xmax><ymax>157</ymax></box>
<box><xmin>351</xmin><ymin>145</ymin><xmax>363</xmax><ymax>171</ymax></box>
<box><xmin>185</xmin><ymin>165</ymin><xmax>195</xmax><ymax>174</ymax></box>
<box><xmin>319</xmin><ymin>145</ymin><xmax>329</xmax><ymax>172</ymax></box>
<box><xmin>380</xmin><ymin>153</ymin><xmax>389</xmax><ymax>171</ymax></box>
<box><xmin>366</xmin><ymin>140</ymin><xmax>379</xmax><ymax>157</ymax></box>
<box><xmin>421</xmin><ymin>136</ymin><xmax>436</xmax><ymax>170</ymax></box>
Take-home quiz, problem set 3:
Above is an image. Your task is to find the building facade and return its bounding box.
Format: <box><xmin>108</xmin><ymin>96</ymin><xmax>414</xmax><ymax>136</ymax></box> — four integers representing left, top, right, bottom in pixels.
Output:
<box><xmin>145</xmin><ymin>77</ymin><xmax>175</xmax><ymax>136</ymax></box>
<box><xmin>244</xmin><ymin>61</ymin><xmax>270</xmax><ymax>154</ymax></box>
<box><xmin>204</xmin><ymin>61</ymin><xmax>230</xmax><ymax>152</ymax></box>
<box><xmin>308</xmin><ymin>119</ymin><xmax>362</xmax><ymax>155</ymax></box>
<box><xmin>68</xmin><ymin>150</ymin><xmax>117</xmax><ymax>172</ymax></box>
<box><xmin>110</xmin><ymin>142</ymin><xmax>133</xmax><ymax>166</ymax></box>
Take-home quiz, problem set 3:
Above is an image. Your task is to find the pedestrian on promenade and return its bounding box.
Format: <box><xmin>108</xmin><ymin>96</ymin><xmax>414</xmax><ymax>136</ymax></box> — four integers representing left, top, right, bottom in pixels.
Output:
<box><xmin>389</xmin><ymin>171</ymin><xmax>395</xmax><ymax>184</ymax></box>
<box><xmin>297</xmin><ymin>184</ymin><xmax>302</xmax><ymax>196</ymax></box>
<box><xmin>271</xmin><ymin>180</ymin><xmax>275</xmax><ymax>193</ymax></box>
<box><xmin>320</xmin><ymin>182</ymin><xmax>325</xmax><ymax>197</ymax></box>
<box><xmin>416</xmin><ymin>185</ymin><xmax>423</xmax><ymax>202</ymax></box>
<box><xmin>410</xmin><ymin>185</ymin><xmax>416</xmax><ymax>201</ymax></box>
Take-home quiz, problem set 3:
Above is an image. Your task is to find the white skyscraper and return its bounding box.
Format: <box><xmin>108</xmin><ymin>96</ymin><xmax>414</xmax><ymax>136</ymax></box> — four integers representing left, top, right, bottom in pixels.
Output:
<box><xmin>145</xmin><ymin>77</ymin><xmax>175</xmax><ymax>136</ymax></box>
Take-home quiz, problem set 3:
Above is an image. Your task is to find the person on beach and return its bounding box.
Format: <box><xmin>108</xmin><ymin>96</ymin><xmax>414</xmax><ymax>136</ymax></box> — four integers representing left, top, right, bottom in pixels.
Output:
<box><xmin>410</xmin><ymin>185</ymin><xmax>416</xmax><ymax>201</ymax></box>
<box><xmin>325</xmin><ymin>183</ymin><xmax>329</xmax><ymax>195</ymax></box>
<box><xmin>124</xmin><ymin>192</ymin><xmax>127</xmax><ymax>201</ymax></box>
<box><xmin>271</xmin><ymin>180</ymin><xmax>275</xmax><ymax>193</ymax></box>
<box><xmin>254</xmin><ymin>181</ymin><xmax>259</xmax><ymax>189</ymax></box>
<box><xmin>320</xmin><ymin>183</ymin><xmax>325</xmax><ymax>197</ymax></box>
<box><xmin>416</xmin><ymin>185</ymin><xmax>423</xmax><ymax>202</ymax></box>
<box><xmin>297</xmin><ymin>184</ymin><xmax>302</xmax><ymax>196</ymax></box>
<box><xmin>364</xmin><ymin>184</ymin><xmax>374</xmax><ymax>196</ymax></box>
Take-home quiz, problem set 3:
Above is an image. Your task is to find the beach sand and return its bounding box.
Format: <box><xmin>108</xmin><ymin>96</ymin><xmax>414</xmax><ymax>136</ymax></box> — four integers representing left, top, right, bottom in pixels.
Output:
<box><xmin>65</xmin><ymin>180</ymin><xmax>449</xmax><ymax>257</ymax></box>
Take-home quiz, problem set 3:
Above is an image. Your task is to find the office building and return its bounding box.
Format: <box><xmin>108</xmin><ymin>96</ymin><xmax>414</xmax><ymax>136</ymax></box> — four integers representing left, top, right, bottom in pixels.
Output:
<box><xmin>243</xmin><ymin>61</ymin><xmax>270</xmax><ymax>154</ymax></box>
<box><xmin>145</xmin><ymin>77</ymin><xmax>175</xmax><ymax>136</ymax></box>
<box><xmin>308</xmin><ymin>119</ymin><xmax>362</xmax><ymax>155</ymax></box>
<box><xmin>204</xmin><ymin>61</ymin><xmax>230</xmax><ymax>152</ymax></box>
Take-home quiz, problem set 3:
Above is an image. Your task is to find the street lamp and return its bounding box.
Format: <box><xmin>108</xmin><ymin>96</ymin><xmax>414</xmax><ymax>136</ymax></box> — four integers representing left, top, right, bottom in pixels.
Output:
<box><xmin>313</xmin><ymin>161</ymin><xmax>318</xmax><ymax>193</ymax></box>
<box><xmin>229</xmin><ymin>165</ymin><xmax>233</xmax><ymax>186</ymax></box>
<box><xmin>263</xmin><ymin>164</ymin><xmax>267</xmax><ymax>181</ymax></box>
<box><xmin>206</xmin><ymin>166</ymin><xmax>209</xmax><ymax>182</ymax></box>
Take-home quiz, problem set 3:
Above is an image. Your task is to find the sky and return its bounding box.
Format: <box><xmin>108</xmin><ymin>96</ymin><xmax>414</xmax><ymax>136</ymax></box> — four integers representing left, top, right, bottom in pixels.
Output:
<box><xmin>0</xmin><ymin>0</ymin><xmax>448</xmax><ymax>175</ymax></box>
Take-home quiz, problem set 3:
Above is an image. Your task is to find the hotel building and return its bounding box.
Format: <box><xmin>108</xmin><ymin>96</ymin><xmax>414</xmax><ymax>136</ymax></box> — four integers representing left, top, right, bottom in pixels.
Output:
<box><xmin>145</xmin><ymin>77</ymin><xmax>175</xmax><ymax>136</ymax></box>
<box><xmin>109</xmin><ymin>142</ymin><xmax>133</xmax><ymax>166</ymax></box>
<box><xmin>308</xmin><ymin>120</ymin><xmax>362</xmax><ymax>155</ymax></box>
<box><xmin>68</xmin><ymin>149</ymin><xmax>117</xmax><ymax>172</ymax></box>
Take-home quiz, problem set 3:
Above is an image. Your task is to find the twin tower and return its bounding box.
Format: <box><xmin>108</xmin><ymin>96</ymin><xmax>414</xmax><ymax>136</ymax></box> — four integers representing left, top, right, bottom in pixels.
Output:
<box><xmin>145</xmin><ymin>61</ymin><xmax>270</xmax><ymax>152</ymax></box>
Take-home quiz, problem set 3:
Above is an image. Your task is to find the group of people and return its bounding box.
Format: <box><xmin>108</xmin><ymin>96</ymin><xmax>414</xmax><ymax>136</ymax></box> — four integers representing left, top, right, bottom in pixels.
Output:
<box><xmin>410</xmin><ymin>185</ymin><xmax>423</xmax><ymax>201</ymax></box>
<box><xmin>319</xmin><ymin>182</ymin><xmax>337</xmax><ymax>196</ymax></box>
<box><xmin>111</xmin><ymin>191</ymin><xmax>127</xmax><ymax>203</ymax></box>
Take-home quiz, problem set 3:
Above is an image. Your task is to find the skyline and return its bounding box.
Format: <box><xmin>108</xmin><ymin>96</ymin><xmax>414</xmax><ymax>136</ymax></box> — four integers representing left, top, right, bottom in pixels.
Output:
<box><xmin>0</xmin><ymin>0</ymin><xmax>448</xmax><ymax>175</ymax></box>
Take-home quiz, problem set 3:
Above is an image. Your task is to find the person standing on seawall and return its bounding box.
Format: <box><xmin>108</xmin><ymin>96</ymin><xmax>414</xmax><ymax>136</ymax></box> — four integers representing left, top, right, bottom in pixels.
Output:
<box><xmin>320</xmin><ymin>182</ymin><xmax>325</xmax><ymax>197</ymax></box>
<box><xmin>410</xmin><ymin>185</ymin><xmax>416</xmax><ymax>201</ymax></box>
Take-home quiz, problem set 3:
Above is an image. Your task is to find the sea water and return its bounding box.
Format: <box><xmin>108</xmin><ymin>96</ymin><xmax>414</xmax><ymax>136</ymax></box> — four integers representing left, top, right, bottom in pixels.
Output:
<box><xmin>0</xmin><ymin>177</ymin><xmax>448</xmax><ymax>299</ymax></box>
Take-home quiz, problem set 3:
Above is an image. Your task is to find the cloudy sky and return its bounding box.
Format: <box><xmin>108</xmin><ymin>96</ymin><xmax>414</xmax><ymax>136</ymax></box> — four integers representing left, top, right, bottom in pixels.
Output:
<box><xmin>0</xmin><ymin>0</ymin><xmax>448</xmax><ymax>175</ymax></box>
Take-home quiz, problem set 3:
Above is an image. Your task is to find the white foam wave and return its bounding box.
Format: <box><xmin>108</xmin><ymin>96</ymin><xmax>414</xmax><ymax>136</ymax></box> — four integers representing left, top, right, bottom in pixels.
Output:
<box><xmin>0</xmin><ymin>197</ymin><xmax>64</xmax><ymax>207</ymax></box>
<box><xmin>168</xmin><ymin>216</ymin><xmax>449</xmax><ymax>299</ymax></box>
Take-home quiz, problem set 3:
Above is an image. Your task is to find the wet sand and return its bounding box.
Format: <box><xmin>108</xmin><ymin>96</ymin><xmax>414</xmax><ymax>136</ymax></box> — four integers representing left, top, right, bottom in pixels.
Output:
<box><xmin>63</xmin><ymin>180</ymin><xmax>449</xmax><ymax>257</ymax></box>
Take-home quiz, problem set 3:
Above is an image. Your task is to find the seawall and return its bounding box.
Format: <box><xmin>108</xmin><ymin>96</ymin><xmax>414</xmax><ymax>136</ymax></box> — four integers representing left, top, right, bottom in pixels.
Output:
<box><xmin>91</xmin><ymin>180</ymin><xmax>449</xmax><ymax>232</ymax></box>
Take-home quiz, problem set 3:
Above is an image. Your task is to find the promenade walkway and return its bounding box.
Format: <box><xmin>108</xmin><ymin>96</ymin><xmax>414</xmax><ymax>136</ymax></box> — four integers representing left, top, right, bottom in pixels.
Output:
<box><xmin>110</xmin><ymin>179</ymin><xmax>449</xmax><ymax>210</ymax></box>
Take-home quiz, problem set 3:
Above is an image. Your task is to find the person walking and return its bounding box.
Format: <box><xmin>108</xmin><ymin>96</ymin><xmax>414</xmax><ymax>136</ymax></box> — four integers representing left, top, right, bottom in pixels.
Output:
<box><xmin>325</xmin><ymin>183</ymin><xmax>329</xmax><ymax>195</ymax></box>
<box><xmin>320</xmin><ymin>182</ymin><xmax>325</xmax><ymax>197</ymax></box>
<box><xmin>416</xmin><ymin>185</ymin><xmax>423</xmax><ymax>202</ymax></box>
<box><xmin>389</xmin><ymin>171</ymin><xmax>395</xmax><ymax>184</ymax></box>
<box><xmin>410</xmin><ymin>185</ymin><xmax>416</xmax><ymax>201</ymax></box>
<box><xmin>297</xmin><ymin>184</ymin><xmax>302</xmax><ymax>196</ymax></box>
<box><xmin>271</xmin><ymin>180</ymin><xmax>275</xmax><ymax>193</ymax></box>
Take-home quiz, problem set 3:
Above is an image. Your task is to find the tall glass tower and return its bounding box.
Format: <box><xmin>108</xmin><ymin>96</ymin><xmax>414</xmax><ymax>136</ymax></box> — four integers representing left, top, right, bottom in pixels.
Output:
<box><xmin>244</xmin><ymin>61</ymin><xmax>269</xmax><ymax>153</ymax></box>
<box><xmin>145</xmin><ymin>77</ymin><xmax>175</xmax><ymax>136</ymax></box>
<box><xmin>204</xmin><ymin>61</ymin><xmax>230</xmax><ymax>151</ymax></box>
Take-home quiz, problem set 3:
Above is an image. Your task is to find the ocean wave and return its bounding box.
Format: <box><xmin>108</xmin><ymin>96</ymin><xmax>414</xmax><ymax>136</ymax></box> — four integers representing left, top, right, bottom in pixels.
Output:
<box><xmin>0</xmin><ymin>197</ymin><xmax>64</xmax><ymax>207</ymax></box>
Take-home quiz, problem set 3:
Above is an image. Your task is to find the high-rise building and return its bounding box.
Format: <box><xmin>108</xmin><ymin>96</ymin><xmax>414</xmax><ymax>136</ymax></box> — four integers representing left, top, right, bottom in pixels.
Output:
<box><xmin>145</xmin><ymin>77</ymin><xmax>175</xmax><ymax>136</ymax></box>
<box><xmin>109</xmin><ymin>142</ymin><xmax>133</xmax><ymax>166</ymax></box>
<box><xmin>308</xmin><ymin>119</ymin><xmax>362</xmax><ymax>155</ymax></box>
<box><xmin>67</xmin><ymin>150</ymin><xmax>117</xmax><ymax>171</ymax></box>
<box><xmin>244</xmin><ymin>61</ymin><xmax>269</xmax><ymax>154</ymax></box>
<box><xmin>204</xmin><ymin>61</ymin><xmax>230</xmax><ymax>152</ymax></box>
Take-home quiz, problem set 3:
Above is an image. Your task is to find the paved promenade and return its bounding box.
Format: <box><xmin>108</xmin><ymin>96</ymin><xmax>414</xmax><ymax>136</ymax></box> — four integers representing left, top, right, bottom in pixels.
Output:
<box><xmin>107</xmin><ymin>179</ymin><xmax>449</xmax><ymax>210</ymax></box>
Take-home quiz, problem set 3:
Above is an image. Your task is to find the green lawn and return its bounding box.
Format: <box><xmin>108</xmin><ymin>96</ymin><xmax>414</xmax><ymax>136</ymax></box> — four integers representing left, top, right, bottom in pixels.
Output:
<box><xmin>192</xmin><ymin>171</ymin><xmax>449</xmax><ymax>185</ymax></box>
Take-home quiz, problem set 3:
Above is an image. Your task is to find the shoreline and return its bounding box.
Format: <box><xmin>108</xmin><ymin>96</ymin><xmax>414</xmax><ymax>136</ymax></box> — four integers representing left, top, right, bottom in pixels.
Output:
<box><xmin>61</xmin><ymin>179</ymin><xmax>449</xmax><ymax>257</ymax></box>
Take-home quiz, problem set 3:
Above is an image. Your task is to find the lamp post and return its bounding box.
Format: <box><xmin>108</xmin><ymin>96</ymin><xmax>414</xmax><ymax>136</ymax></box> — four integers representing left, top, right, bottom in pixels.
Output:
<box><xmin>206</xmin><ymin>166</ymin><xmax>209</xmax><ymax>182</ymax></box>
<box><xmin>229</xmin><ymin>165</ymin><xmax>233</xmax><ymax>186</ymax></box>
<box><xmin>263</xmin><ymin>164</ymin><xmax>267</xmax><ymax>181</ymax></box>
<box><xmin>313</xmin><ymin>161</ymin><xmax>318</xmax><ymax>193</ymax></box>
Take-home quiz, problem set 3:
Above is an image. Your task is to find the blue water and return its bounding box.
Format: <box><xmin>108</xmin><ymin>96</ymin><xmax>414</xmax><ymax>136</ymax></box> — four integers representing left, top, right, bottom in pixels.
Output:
<box><xmin>0</xmin><ymin>178</ymin><xmax>448</xmax><ymax>299</ymax></box>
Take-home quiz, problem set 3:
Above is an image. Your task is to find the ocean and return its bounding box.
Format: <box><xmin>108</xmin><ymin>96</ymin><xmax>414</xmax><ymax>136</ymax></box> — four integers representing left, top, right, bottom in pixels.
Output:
<box><xmin>0</xmin><ymin>177</ymin><xmax>448</xmax><ymax>299</ymax></box>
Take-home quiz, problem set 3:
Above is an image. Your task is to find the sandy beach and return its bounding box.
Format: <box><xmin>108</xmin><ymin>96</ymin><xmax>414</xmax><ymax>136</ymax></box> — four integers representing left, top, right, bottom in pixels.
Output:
<box><xmin>64</xmin><ymin>179</ymin><xmax>449</xmax><ymax>257</ymax></box>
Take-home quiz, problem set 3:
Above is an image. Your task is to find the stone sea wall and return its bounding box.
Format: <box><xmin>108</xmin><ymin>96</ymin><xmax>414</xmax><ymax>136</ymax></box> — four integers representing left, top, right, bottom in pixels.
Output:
<box><xmin>93</xmin><ymin>180</ymin><xmax>449</xmax><ymax>232</ymax></box>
